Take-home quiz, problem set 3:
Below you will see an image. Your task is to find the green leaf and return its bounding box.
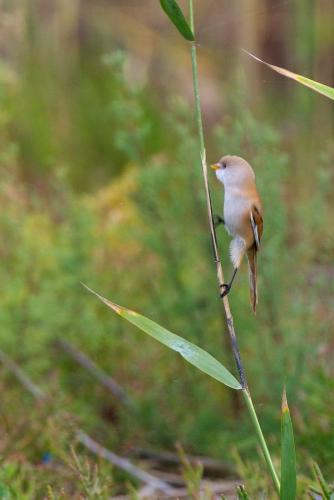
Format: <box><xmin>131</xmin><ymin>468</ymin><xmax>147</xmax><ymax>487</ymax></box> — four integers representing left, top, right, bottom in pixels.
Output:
<box><xmin>237</xmin><ymin>485</ymin><xmax>249</xmax><ymax>500</ymax></box>
<box><xmin>312</xmin><ymin>462</ymin><xmax>331</xmax><ymax>500</ymax></box>
<box><xmin>280</xmin><ymin>388</ymin><xmax>297</xmax><ymax>500</ymax></box>
<box><xmin>84</xmin><ymin>285</ymin><xmax>241</xmax><ymax>390</ymax></box>
<box><xmin>160</xmin><ymin>0</ymin><xmax>195</xmax><ymax>41</ymax></box>
<box><xmin>244</xmin><ymin>50</ymin><xmax>334</xmax><ymax>101</ymax></box>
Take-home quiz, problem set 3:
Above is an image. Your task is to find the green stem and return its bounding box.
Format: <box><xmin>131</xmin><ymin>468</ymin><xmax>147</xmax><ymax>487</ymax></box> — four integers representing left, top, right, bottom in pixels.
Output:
<box><xmin>188</xmin><ymin>0</ymin><xmax>280</xmax><ymax>495</ymax></box>
<box><xmin>188</xmin><ymin>0</ymin><xmax>248</xmax><ymax>390</ymax></box>
<box><xmin>189</xmin><ymin>38</ymin><xmax>205</xmax><ymax>156</ymax></box>
<box><xmin>243</xmin><ymin>389</ymin><xmax>280</xmax><ymax>494</ymax></box>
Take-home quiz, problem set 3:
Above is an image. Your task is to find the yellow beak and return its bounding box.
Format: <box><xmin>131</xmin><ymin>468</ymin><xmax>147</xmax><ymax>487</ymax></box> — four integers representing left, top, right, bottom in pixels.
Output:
<box><xmin>210</xmin><ymin>163</ymin><xmax>221</xmax><ymax>170</ymax></box>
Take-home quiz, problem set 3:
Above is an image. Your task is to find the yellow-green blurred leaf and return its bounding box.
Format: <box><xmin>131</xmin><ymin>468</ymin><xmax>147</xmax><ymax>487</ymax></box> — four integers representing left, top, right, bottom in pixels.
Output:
<box><xmin>84</xmin><ymin>285</ymin><xmax>241</xmax><ymax>390</ymax></box>
<box><xmin>245</xmin><ymin>50</ymin><xmax>334</xmax><ymax>101</ymax></box>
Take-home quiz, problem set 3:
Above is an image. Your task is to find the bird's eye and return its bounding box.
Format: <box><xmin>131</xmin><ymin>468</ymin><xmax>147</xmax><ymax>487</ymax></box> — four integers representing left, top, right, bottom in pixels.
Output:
<box><xmin>222</xmin><ymin>163</ymin><xmax>227</xmax><ymax>169</ymax></box>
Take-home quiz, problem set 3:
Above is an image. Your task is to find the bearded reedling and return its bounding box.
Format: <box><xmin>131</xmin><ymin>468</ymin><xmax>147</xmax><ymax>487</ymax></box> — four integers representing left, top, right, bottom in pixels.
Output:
<box><xmin>211</xmin><ymin>155</ymin><xmax>263</xmax><ymax>313</ymax></box>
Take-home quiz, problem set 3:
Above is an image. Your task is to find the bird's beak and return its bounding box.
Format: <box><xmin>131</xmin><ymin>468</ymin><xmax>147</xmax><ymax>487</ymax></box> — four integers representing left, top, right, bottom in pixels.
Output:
<box><xmin>210</xmin><ymin>163</ymin><xmax>221</xmax><ymax>170</ymax></box>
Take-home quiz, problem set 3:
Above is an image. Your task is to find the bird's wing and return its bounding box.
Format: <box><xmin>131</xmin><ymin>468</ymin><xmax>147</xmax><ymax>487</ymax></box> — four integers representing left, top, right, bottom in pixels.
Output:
<box><xmin>250</xmin><ymin>205</ymin><xmax>263</xmax><ymax>250</ymax></box>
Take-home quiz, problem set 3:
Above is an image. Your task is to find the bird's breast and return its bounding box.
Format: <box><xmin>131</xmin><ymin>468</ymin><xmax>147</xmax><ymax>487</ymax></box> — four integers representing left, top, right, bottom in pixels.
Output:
<box><xmin>223</xmin><ymin>192</ymin><xmax>252</xmax><ymax>239</ymax></box>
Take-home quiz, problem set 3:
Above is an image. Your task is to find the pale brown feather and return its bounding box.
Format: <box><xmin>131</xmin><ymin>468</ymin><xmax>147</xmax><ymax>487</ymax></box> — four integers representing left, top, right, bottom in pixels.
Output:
<box><xmin>247</xmin><ymin>205</ymin><xmax>263</xmax><ymax>313</ymax></box>
<box><xmin>247</xmin><ymin>246</ymin><xmax>258</xmax><ymax>313</ymax></box>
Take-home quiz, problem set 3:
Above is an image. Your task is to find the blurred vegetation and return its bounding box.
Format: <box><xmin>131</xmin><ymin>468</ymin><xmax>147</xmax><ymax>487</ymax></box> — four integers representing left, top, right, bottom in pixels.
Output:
<box><xmin>0</xmin><ymin>0</ymin><xmax>333</xmax><ymax>497</ymax></box>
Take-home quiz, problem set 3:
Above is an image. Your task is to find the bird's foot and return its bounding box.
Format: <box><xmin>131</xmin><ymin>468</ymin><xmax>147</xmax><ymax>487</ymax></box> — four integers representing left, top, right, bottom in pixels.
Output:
<box><xmin>213</xmin><ymin>214</ymin><xmax>224</xmax><ymax>228</ymax></box>
<box><xmin>219</xmin><ymin>283</ymin><xmax>231</xmax><ymax>298</ymax></box>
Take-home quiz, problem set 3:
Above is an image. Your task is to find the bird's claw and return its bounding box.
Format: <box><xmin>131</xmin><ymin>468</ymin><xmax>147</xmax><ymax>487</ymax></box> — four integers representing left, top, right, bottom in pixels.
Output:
<box><xmin>219</xmin><ymin>283</ymin><xmax>231</xmax><ymax>298</ymax></box>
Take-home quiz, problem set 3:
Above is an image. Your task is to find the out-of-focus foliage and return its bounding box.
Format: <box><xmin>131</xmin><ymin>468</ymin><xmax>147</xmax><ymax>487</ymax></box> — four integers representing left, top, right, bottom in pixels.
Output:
<box><xmin>0</xmin><ymin>0</ymin><xmax>334</xmax><ymax>496</ymax></box>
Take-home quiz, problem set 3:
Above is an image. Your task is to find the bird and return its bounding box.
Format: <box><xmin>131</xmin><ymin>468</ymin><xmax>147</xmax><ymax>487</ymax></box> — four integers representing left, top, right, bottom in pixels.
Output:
<box><xmin>211</xmin><ymin>155</ymin><xmax>263</xmax><ymax>313</ymax></box>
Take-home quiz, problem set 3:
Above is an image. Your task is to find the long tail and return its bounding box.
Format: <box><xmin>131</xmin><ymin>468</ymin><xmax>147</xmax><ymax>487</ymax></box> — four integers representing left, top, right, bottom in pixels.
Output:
<box><xmin>247</xmin><ymin>246</ymin><xmax>258</xmax><ymax>314</ymax></box>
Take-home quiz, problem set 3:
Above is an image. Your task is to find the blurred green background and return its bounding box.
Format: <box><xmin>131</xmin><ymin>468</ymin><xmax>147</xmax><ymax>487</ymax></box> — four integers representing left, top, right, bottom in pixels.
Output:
<box><xmin>0</xmin><ymin>0</ymin><xmax>333</xmax><ymax>497</ymax></box>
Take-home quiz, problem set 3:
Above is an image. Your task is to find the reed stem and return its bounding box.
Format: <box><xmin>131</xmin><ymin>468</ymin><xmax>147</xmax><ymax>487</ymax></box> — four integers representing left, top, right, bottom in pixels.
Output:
<box><xmin>188</xmin><ymin>1</ymin><xmax>280</xmax><ymax>494</ymax></box>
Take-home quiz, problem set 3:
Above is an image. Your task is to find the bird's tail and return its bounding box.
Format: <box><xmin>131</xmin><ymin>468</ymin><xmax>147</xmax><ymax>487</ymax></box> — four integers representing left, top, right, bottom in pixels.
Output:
<box><xmin>247</xmin><ymin>247</ymin><xmax>258</xmax><ymax>314</ymax></box>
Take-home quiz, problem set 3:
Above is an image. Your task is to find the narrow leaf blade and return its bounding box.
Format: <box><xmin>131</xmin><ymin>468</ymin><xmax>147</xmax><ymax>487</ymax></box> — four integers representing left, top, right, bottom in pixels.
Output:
<box><xmin>84</xmin><ymin>285</ymin><xmax>241</xmax><ymax>390</ymax></box>
<box><xmin>312</xmin><ymin>462</ymin><xmax>331</xmax><ymax>500</ymax></box>
<box><xmin>237</xmin><ymin>485</ymin><xmax>250</xmax><ymax>500</ymax></box>
<box><xmin>244</xmin><ymin>50</ymin><xmax>334</xmax><ymax>101</ymax></box>
<box><xmin>280</xmin><ymin>388</ymin><xmax>297</xmax><ymax>500</ymax></box>
<box><xmin>160</xmin><ymin>0</ymin><xmax>195</xmax><ymax>41</ymax></box>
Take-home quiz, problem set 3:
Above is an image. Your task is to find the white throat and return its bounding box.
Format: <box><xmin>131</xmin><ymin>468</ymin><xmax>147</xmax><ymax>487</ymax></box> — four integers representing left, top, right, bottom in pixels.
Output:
<box><xmin>215</xmin><ymin>168</ymin><xmax>225</xmax><ymax>185</ymax></box>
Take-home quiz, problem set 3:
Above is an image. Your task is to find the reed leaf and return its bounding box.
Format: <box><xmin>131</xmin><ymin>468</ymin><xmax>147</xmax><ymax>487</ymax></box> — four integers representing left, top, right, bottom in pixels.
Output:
<box><xmin>83</xmin><ymin>284</ymin><xmax>241</xmax><ymax>390</ymax></box>
<box><xmin>244</xmin><ymin>50</ymin><xmax>334</xmax><ymax>101</ymax></box>
<box><xmin>160</xmin><ymin>0</ymin><xmax>195</xmax><ymax>41</ymax></box>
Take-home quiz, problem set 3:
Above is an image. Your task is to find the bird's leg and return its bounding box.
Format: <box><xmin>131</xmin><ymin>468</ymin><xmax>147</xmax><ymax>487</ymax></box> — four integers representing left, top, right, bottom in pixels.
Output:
<box><xmin>213</xmin><ymin>214</ymin><xmax>225</xmax><ymax>228</ymax></box>
<box><xmin>220</xmin><ymin>268</ymin><xmax>238</xmax><ymax>298</ymax></box>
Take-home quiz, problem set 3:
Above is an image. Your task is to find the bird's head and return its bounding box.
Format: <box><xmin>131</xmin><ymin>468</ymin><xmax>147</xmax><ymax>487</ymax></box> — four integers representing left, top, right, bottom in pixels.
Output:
<box><xmin>210</xmin><ymin>155</ymin><xmax>255</xmax><ymax>187</ymax></box>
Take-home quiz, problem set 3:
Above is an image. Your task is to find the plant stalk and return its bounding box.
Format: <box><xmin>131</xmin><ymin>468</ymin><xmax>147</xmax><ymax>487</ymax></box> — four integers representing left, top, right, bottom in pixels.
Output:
<box><xmin>188</xmin><ymin>0</ymin><xmax>247</xmax><ymax>393</ymax></box>
<box><xmin>243</xmin><ymin>389</ymin><xmax>280</xmax><ymax>494</ymax></box>
<box><xmin>188</xmin><ymin>1</ymin><xmax>280</xmax><ymax>495</ymax></box>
